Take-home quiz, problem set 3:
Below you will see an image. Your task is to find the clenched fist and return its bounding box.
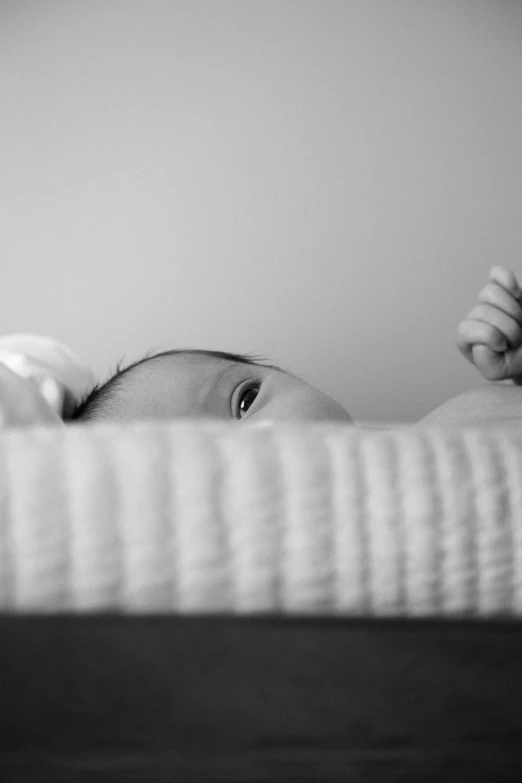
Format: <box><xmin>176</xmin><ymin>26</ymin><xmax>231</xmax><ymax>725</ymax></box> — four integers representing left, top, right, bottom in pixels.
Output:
<box><xmin>456</xmin><ymin>266</ymin><xmax>522</xmax><ymax>384</ymax></box>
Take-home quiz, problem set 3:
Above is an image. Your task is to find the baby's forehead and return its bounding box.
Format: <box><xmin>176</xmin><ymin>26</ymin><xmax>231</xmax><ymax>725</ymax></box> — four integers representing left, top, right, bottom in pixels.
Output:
<box><xmin>103</xmin><ymin>353</ymin><xmax>242</xmax><ymax>419</ymax></box>
<box><xmin>131</xmin><ymin>352</ymin><xmax>236</xmax><ymax>381</ymax></box>
<box><xmin>127</xmin><ymin>353</ymin><xmax>293</xmax><ymax>390</ymax></box>
<box><xmin>122</xmin><ymin>354</ymin><xmax>250</xmax><ymax>402</ymax></box>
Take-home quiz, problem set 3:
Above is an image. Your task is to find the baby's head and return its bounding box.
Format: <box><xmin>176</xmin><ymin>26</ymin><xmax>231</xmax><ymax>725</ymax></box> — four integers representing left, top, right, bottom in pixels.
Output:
<box><xmin>70</xmin><ymin>349</ymin><xmax>352</xmax><ymax>424</ymax></box>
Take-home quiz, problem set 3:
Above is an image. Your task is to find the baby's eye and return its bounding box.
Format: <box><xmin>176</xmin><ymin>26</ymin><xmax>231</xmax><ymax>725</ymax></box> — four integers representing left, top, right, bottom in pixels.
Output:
<box><xmin>233</xmin><ymin>380</ymin><xmax>261</xmax><ymax>419</ymax></box>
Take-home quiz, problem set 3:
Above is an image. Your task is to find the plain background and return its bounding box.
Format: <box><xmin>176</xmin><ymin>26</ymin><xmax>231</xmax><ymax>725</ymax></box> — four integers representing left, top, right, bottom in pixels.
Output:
<box><xmin>1</xmin><ymin>1</ymin><xmax>521</xmax><ymax>422</ymax></box>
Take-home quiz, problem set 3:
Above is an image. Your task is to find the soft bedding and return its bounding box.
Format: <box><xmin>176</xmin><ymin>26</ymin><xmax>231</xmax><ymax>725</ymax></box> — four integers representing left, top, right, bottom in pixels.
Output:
<box><xmin>1</xmin><ymin>418</ymin><xmax>521</xmax><ymax>617</ymax></box>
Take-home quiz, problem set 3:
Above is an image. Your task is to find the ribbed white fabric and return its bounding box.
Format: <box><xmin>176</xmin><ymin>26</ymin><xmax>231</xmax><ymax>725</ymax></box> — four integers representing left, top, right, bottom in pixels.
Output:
<box><xmin>1</xmin><ymin>419</ymin><xmax>522</xmax><ymax>616</ymax></box>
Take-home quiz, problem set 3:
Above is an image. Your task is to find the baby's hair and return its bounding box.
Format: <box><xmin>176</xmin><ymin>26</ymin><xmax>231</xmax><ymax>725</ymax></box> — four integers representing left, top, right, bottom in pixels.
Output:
<box><xmin>69</xmin><ymin>348</ymin><xmax>285</xmax><ymax>422</ymax></box>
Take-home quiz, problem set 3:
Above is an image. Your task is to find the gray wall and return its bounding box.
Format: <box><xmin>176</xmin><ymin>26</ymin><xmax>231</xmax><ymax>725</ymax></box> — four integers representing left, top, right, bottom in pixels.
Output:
<box><xmin>1</xmin><ymin>1</ymin><xmax>521</xmax><ymax>422</ymax></box>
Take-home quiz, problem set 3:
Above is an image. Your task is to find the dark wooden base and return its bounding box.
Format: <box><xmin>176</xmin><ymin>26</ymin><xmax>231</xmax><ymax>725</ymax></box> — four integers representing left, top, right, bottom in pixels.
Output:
<box><xmin>1</xmin><ymin>614</ymin><xmax>521</xmax><ymax>781</ymax></box>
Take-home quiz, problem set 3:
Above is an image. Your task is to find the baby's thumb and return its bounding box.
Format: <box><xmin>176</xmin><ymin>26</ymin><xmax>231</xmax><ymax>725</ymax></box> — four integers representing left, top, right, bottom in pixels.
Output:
<box><xmin>472</xmin><ymin>344</ymin><xmax>509</xmax><ymax>381</ymax></box>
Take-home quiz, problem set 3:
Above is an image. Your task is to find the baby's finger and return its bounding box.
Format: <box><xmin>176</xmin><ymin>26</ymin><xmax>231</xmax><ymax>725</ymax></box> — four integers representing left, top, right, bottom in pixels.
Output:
<box><xmin>456</xmin><ymin>319</ymin><xmax>508</xmax><ymax>362</ymax></box>
<box><xmin>477</xmin><ymin>282</ymin><xmax>522</xmax><ymax>327</ymax></box>
<box><xmin>471</xmin><ymin>344</ymin><xmax>510</xmax><ymax>382</ymax></box>
<box><xmin>489</xmin><ymin>266</ymin><xmax>522</xmax><ymax>299</ymax></box>
<box><xmin>465</xmin><ymin>303</ymin><xmax>522</xmax><ymax>349</ymax></box>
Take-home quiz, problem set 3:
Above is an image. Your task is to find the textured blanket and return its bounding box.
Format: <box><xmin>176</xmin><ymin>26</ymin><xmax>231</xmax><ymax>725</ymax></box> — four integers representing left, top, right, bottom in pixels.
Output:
<box><xmin>1</xmin><ymin>420</ymin><xmax>521</xmax><ymax>617</ymax></box>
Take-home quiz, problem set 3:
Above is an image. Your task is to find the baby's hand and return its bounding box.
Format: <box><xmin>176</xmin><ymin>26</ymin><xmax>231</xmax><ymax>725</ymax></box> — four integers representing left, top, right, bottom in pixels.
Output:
<box><xmin>456</xmin><ymin>266</ymin><xmax>522</xmax><ymax>383</ymax></box>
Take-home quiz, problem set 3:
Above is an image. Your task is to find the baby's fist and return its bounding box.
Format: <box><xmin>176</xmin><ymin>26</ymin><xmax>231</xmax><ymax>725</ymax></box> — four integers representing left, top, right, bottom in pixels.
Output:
<box><xmin>456</xmin><ymin>266</ymin><xmax>522</xmax><ymax>383</ymax></box>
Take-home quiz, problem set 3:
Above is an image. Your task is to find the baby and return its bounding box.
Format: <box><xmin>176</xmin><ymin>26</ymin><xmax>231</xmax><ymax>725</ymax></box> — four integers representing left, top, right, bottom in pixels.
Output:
<box><xmin>1</xmin><ymin>266</ymin><xmax>522</xmax><ymax>429</ymax></box>
<box><xmin>66</xmin><ymin>265</ymin><xmax>522</xmax><ymax>428</ymax></box>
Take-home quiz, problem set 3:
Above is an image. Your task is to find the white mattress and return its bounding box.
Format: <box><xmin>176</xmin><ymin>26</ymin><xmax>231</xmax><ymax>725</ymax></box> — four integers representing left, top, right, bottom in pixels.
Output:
<box><xmin>1</xmin><ymin>418</ymin><xmax>521</xmax><ymax>617</ymax></box>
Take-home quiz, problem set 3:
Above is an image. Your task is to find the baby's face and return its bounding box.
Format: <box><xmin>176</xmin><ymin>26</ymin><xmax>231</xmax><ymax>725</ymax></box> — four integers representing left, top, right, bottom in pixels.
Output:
<box><xmin>99</xmin><ymin>353</ymin><xmax>352</xmax><ymax>423</ymax></box>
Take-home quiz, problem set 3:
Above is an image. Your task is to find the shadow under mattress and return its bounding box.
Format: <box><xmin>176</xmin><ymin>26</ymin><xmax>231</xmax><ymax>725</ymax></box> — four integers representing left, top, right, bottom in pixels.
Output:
<box><xmin>0</xmin><ymin>613</ymin><xmax>521</xmax><ymax>782</ymax></box>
